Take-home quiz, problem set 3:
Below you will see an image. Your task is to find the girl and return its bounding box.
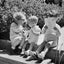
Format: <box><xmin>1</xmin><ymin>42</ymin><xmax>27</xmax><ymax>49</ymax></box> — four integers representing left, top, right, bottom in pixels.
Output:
<box><xmin>10</xmin><ymin>12</ymin><xmax>27</xmax><ymax>53</ymax></box>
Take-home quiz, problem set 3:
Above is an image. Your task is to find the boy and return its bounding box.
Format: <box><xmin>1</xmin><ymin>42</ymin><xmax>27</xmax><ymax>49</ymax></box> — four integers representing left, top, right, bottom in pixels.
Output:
<box><xmin>36</xmin><ymin>10</ymin><xmax>63</xmax><ymax>63</ymax></box>
<box><xmin>24</xmin><ymin>16</ymin><xmax>41</xmax><ymax>57</ymax></box>
<box><xmin>26</xmin><ymin>10</ymin><xmax>62</xmax><ymax>62</ymax></box>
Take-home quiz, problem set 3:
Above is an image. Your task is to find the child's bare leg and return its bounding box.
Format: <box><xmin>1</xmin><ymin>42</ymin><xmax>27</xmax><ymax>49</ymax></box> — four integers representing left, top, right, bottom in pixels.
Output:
<box><xmin>25</xmin><ymin>42</ymin><xmax>48</xmax><ymax>61</ymax></box>
<box><xmin>38</xmin><ymin>41</ymin><xmax>53</xmax><ymax>59</ymax></box>
<box><xmin>25</xmin><ymin>42</ymin><xmax>35</xmax><ymax>55</ymax></box>
<box><xmin>21</xmin><ymin>41</ymin><xmax>28</xmax><ymax>54</ymax></box>
<box><xmin>11</xmin><ymin>39</ymin><xmax>21</xmax><ymax>50</ymax></box>
<box><xmin>18</xmin><ymin>38</ymin><xmax>25</xmax><ymax>49</ymax></box>
<box><xmin>39</xmin><ymin>39</ymin><xmax>58</xmax><ymax>59</ymax></box>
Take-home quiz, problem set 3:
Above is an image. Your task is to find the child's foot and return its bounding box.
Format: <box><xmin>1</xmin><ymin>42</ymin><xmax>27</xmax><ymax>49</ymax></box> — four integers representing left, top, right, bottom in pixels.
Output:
<box><xmin>11</xmin><ymin>46</ymin><xmax>15</xmax><ymax>50</ymax></box>
<box><xmin>20</xmin><ymin>52</ymin><xmax>24</xmax><ymax>56</ymax></box>
<box><xmin>23</xmin><ymin>50</ymin><xmax>31</xmax><ymax>58</ymax></box>
<box><xmin>38</xmin><ymin>52</ymin><xmax>45</xmax><ymax>59</ymax></box>
<box><xmin>24</xmin><ymin>50</ymin><xmax>30</xmax><ymax>56</ymax></box>
<box><xmin>26</xmin><ymin>55</ymin><xmax>38</xmax><ymax>61</ymax></box>
<box><xmin>29</xmin><ymin>51</ymin><xmax>36</xmax><ymax>56</ymax></box>
<box><xmin>26</xmin><ymin>51</ymin><xmax>39</xmax><ymax>61</ymax></box>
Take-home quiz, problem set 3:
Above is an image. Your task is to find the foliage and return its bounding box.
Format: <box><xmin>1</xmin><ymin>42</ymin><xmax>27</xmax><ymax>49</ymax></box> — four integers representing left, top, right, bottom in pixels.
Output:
<box><xmin>0</xmin><ymin>0</ymin><xmax>64</xmax><ymax>39</ymax></box>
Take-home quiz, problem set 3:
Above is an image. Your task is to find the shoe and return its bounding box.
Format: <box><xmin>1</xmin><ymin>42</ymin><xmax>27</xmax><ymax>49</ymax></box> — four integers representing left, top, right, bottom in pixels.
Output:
<box><xmin>38</xmin><ymin>52</ymin><xmax>45</xmax><ymax>59</ymax></box>
<box><xmin>29</xmin><ymin>51</ymin><xmax>36</xmax><ymax>56</ymax></box>
<box><xmin>35</xmin><ymin>58</ymin><xmax>43</xmax><ymax>63</ymax></box>
<box><xmin>26</xmin><ymin>54</ymin><xmax>38</xmax><ymax>61</ymax></box>
<box><xmin>20</xmin><ymin>51</ymin><xmax>25</xmax><ymax>56</ymax></box>
<box><xmin>26</xmin><ymin>55</ymin><xmax>38</xmax><ymax>61</ymax></box>
<box><xmin>20</xmin><ymin>54</ymin><xmax>25</xmax><ymax>56</ymax></box>
<box><xmin>23</xmin><ymin>54</ymin><xmax>28</xmax><ymax>58</ymax></box>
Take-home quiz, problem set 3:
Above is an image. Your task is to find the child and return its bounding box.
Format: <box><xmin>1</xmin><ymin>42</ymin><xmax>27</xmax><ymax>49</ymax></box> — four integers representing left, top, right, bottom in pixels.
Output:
<box><xmin>26</xmin><ymin>10</ymin><xmax>62</xmax><ymax>62</ymax></box>
<box><xmin>35</xmin><ymin>10</ymin><xmax>63</xmax><ymax>63</ymax></box>
<box><xmin>20</xmin><ymin>23</ymin><xmax>31</xmax><ymax>55</ymax></box>
<box><xmin>10</xmin><ymin>12</ymin><xmax>27</xmax><ymax>52</ymax></box>
<box><xmin>24</xmin><ymin>16</ymin><xmax>41</xmax><ymax>57</ymax></box>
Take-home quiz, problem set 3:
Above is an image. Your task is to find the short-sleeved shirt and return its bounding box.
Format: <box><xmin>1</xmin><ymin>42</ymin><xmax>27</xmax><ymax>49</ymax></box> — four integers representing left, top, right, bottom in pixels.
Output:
<box><xmin>27</xmin><ymin>25</ymin><xmax>41</xmax><ymax>44</ymax></box>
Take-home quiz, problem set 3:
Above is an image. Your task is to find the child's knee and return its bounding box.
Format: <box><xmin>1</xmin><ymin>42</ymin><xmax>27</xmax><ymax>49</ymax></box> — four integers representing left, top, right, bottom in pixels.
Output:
<box><xmin>11</xmin><ymin>40</ymin><xmax>21</xmax><ymax>49</ymax></box>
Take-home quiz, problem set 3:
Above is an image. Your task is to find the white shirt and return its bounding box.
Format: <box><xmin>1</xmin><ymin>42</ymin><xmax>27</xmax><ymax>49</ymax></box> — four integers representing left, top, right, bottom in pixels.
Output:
<box><xmin>10</xmin><ymin>23</ymin><xmax>24</xmax><ymax>43</ymax></box>
<box><xmin>27</xmin><ymin>25</ymin><xmax>41</xmax><ymax>44</ymax></box>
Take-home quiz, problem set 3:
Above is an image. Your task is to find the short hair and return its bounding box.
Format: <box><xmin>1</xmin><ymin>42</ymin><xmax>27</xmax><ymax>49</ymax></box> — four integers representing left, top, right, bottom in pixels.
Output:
<box><xmin>13</xmin><ymin>12</ymin><xmax>27</xmax><ymax>22</ymax></box>
<box><xmin>28</xmin><ymin>15</ymin><xmax>38</xmax><ymax>23</ymax></box>
<box><xmin>43</xmin><ymin>10</ymin><xmax>61</xmax><ymax>18</ymax></box>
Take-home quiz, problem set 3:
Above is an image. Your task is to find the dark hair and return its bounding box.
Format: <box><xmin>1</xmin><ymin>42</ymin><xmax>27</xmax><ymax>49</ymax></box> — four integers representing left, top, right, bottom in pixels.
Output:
<box><xmin>43</xmin><ymin>13</ymin><xmax>59</xmax><ymax>18</ymax></box>
<box><xmin>15</xmin><ymin>15</ymin><xmax>22</xmax><ymax>20</ymax></box>
<box><xmin>49</xmin><ymin>14</ymin><xmax>59</xmax><ymax>17</ymax></box>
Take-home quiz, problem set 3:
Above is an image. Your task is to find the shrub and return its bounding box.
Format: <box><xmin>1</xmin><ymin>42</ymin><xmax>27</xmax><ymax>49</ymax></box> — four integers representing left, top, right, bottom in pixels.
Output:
<box><xmin>0</xmin><ymin>0</ymin><xmax>64</xmax><ymax>39</ymax></box>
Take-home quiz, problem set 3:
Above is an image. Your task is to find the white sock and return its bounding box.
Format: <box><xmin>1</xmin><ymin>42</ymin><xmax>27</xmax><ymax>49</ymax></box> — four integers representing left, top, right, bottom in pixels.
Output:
<box><xmin>22</xmin><ymin>49</ymin><xmax>25</xmax><ymax>52</ymax></box>
<box><xmin>18</xmin><ymin>46</ymin><xmax>21</xmax><ymax>49</ymax></box>
<box><xmin>11</xmin><ymin>46</ymin><xmax>15</xmax><ymax>50</ymax></box>
<box><xmin>21</xmin><ymin>49</ymin><xmax>25</xmax><ymax>54</ymax></box>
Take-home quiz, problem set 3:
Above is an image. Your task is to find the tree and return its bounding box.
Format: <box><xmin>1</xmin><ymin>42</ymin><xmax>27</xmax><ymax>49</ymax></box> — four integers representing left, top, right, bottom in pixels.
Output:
<box><xmin>0</xmin><ymin>0</ymin><xmax>64</xmax><ymax>39</ymax></box>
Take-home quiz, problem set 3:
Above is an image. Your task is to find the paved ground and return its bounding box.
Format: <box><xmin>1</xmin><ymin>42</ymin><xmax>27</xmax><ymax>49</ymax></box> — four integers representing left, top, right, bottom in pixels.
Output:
<box><xmin>0</xmin><ymin>52</ymin><xmax>53</xmax><ymax>64</ymax></box>
<box><xmin>0</xmin><ymin>53</ymin><xmax>36</xmax><ymax>64</ymax></box>
<box><xmin>0</xmin><ymin>56</ymin><xmax>25</xmax><ymax>64</ymax></box>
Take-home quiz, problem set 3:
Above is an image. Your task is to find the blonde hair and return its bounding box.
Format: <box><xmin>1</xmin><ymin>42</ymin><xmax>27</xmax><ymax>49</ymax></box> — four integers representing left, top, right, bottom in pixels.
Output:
<box><xmin>28</xmin><ymin>15</ymin><xmax>38</xmax><ymax>23</ymax></box>
<box><xmin>29</xmin><ymin>16</ymin><xmax>38</xmax><ymax>20</ymax></box>
<box><xmin>13</xmin><ymin>12</ymin><xmax>27</xmax><ymax>22</ymax></box>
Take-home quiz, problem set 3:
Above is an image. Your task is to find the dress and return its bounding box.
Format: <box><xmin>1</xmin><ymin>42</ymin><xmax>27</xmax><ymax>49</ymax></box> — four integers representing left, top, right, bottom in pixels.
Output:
<box><xmin>10</xmin><ymin>22</ymin><xmax>24</xmax><ymax>47</ymax></box>
<box><xmin>27</xmin><ymin>25</ymin><xmax>41</xmax><ymax>44</ymax></box>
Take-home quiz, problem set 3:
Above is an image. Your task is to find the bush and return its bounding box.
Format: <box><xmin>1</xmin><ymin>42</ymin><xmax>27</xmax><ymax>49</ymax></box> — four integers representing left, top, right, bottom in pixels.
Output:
<box><xmin>0</xmin><ymin>0</ymin><xmax>64</xmax><ymax>39</ymax></box>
